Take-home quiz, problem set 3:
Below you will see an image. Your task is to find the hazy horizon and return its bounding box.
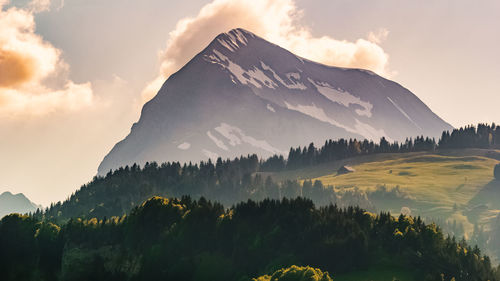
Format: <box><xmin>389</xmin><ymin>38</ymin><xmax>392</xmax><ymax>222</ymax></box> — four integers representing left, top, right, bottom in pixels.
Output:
<box><xmin>1</xmin><ymin>0</ymin><xmax>499</xmax><ymax>206</ymax></box>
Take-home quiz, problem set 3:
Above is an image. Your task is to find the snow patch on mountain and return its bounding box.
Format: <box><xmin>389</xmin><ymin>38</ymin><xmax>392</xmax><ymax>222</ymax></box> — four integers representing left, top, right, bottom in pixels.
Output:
<box><xmin>217</xmin><ymin>38</ymin><xmax>236</xmax><ymax>52</ymax></box>
<box><xmin>207</xmin><ymin>131</ymin><xmax>229</xmax><ymax>151</ymax></box>
<box><xmin>267</xmin><ymin>104</ymin><xmax>276</xmax><ymax>113</ymax></box>
<box><xmin>207</xmin><ymin>50</ymin><xmax>277</xmax><ymax>89</ymax></box>
<box><xmin>354</xmin><ymin>119</ymin><xmax>390</xmax><ymax>141</ymax></box>
<box><xmin>284</xmin><ymin>102</ymin><xmax>346</xmax><ymax>129</ymax></box>
<box><xmin>216</xmin><ymin>29</ymin><xmax>251</xmax><ymax>52</ymax></box>
<box><xmin>387</xmin><ymin>97</ymin><xmax>422</xmax><ymax>130</ymax></box>
<box><xmin>260</xmin><ymin>62</ymin><xmax>307</xmax><ymax>90</ymax></box>
<box><xmin>284</xmin><ymin>101</ymin><xmax>387</xmax><ymax>140</ymax></box>
<box><xmin>214</xmin><ymin>123</ymin><xmax>285</xmax><ymax>154</ymax></box>
<box><xmin>286</xmin><ymin>72</ymin><xmax>301</xmax><ymax>80</ymax></box>
<box><xmin>202</xmin><ymin>149</ymin><xmax>218</xmax><ymax>160</ymax></box>
<box><xmin>308</xmin><ymin>78</ymin><xmax>373</xmax><ymax>117</ymax></box>
<box><xmin>177</xmin><ymin>142</ymin><xmax>191</xmax><ymax>150</ymax></box>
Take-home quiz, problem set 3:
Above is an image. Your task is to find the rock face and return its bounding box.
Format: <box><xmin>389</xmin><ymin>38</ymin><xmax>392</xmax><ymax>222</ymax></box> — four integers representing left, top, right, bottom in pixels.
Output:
<box><xmin>0</xmin><ymin>191</ymin><xmax>42</xmax><ymax>218</ymax></box>
<box><xmin>98</xmin><ymin>28</ymin><xmax>453</xmax><ymax>175</ymax></box>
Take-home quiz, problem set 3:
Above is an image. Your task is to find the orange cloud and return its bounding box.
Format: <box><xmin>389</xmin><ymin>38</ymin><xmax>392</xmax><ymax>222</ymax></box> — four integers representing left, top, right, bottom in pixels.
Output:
<box><xmin>0</xmin><ymin>49</ymin><xmax>35</xmax><ymax>87</ymax></box>
<box><xmin>0</xmin><ymin>1</ymin><xmax>93</xmax><ymax>117</ymax></box>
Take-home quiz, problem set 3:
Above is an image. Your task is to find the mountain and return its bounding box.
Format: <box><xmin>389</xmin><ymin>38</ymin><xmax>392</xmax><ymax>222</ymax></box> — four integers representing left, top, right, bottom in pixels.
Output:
<box><xmin>0</xmin><ymin>191</ymin><xmax>41</xmax><ymax>218</ymax></box>
<box><xmin>98</xmin><ymin>28</ymin><xmax>452</xmax><ymax>175</ymax></box>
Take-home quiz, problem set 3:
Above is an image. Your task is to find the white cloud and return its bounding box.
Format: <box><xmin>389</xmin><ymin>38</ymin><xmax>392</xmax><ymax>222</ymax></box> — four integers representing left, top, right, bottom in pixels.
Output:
<box><xmin>368</xmin><ymin>28</ymin><xmax>389</xmax><ymax>44</ymax></box>
<box><xmin>141</xmin><ymin>0</ymin><xmax>392</xmax><ymax>103</ymax></box>
<box><xmin>0</xmin><ymin>1</ymin><xmax>93</xmax><ymax>117</ymax></box>
<box><xmin>28</xmin><ymin>0</ymin><xmax>51</xmax><ymax>13</ymax></box>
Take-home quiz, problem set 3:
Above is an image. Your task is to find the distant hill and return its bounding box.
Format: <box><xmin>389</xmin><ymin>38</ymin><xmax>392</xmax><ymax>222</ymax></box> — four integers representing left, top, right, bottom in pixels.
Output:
<box><xmin>0</xmin><ymin>192</ymin><xmax>41</xmax><ymax>218</ymax></box>
<box><xmin>98</xmin><ymin>28</ymin><xmax>452</xmax><ymax>175</ymax></box>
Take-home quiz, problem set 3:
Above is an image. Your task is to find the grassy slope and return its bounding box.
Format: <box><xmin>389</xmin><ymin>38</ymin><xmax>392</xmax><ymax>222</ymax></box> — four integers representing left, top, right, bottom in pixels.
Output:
<box><xmin>264</xmin><ymin>149</ymin><xmax>500</xmax><ymax>236</ymax></box>
<box><xmin>316</xmin><ymin>154</ymin><xmax>494</xmax><ymax>206</ymax></box>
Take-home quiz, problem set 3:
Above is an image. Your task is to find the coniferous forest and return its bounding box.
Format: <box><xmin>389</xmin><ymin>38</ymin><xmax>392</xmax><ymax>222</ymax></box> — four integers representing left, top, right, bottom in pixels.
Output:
<box><xmin>1</xmin><ymin>197</ymin><xmax>499</xmax><ymax>281</ymax></box>
<box><xmin>2</xmin><ymin>124</ymin><xmax>500</xmax><ymax>281</ymax></box>
<box><xmin>264</xmin><ymin>123</ymin><xmax>500</xmax><ymax>171</ymax></box>
<box><xmin>37</xmin><ymin>124</ymin><xmax>500</xmax><ymax>222</ymax></box>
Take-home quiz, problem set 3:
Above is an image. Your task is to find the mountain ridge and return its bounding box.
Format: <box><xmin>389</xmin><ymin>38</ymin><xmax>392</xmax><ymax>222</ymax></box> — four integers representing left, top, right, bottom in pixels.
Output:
<box><xmin>0</xmin><ymin>191</ymin><xmax>42</xmax><ymax>218</ymax></box>
<box><xmin>98</xmin><ymin>28</ymin><xmax>452</xmax><ymax>175</ymax></box>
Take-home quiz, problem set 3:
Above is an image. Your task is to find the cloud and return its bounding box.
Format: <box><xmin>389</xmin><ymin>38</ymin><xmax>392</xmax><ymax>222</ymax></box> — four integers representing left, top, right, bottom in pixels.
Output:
<box><xmin>368</xmin><ymin>28</ymin><xmax>389</xmax><ymax>44</ymax></box>
<box><xmin>27</xmin><ymin>0</ymin><xmax>51</xmax><ymax>13</ymax></box>
<box><xmin>142</xmin><ymin>0</ymin><xmax>392</xmax><ymax>103</ymax></box>
<box><xmin>0</xmin><ymin>1</ymin><xmax>93</xmax><ymax>117</ymax></box>
<box><xmin>0</xmin><ymin>49</ymin><xmax>35</xmax><ymax>87</ymax></box>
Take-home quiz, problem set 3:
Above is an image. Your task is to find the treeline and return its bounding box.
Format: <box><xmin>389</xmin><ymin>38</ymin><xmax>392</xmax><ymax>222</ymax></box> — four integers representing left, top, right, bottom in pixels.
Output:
<box><xmin>265</xmin><ymin>136</ymin><xmax>436</xmax><ymax>171</ymax></box>
<box><xmin>40</xmin><ymin>157</ymin><xmax>409</xmax><ymax>221</ymax></box>
<box><xmin>439</xmin><ymin>124</ymin><xmax>500</xmax><ymax>149</ymax></box>
<box><xmin>37</xmin><ymin>123</ymin><xmax>500</xmax><ymax>221</ymax></box>
<box><xmin>2</xmin><ymin>197</ymin><xmax>498</xmax><ymax>281</ymax></box>
<box><xmin>40</xmin><ymin>156</ymin><xmax>264</xmax><ymax>220</ymax></box>
<box><xmin>262</xmin><ymin>123</ymin><xmax>500</xmax><ymax>171</ymax></box>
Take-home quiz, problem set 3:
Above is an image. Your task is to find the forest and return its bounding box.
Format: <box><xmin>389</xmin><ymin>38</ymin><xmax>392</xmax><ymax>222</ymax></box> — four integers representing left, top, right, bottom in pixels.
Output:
<box><xmin>1</xmin><ymin>196</ymin><xmax>499</xmax><ymax>281</ymax></box>
<box><xmin>38</xmin><ymin>123</ymin><xmax>500</xmax><ymax>222</ymax></box>
<box><xmin>40</xmin><ymin>160</ymin><xmax>417</xmax><ymax>222</ymax></box>
<box><xmin>263</xmin><ymin>123</ymin><xmax>500</xmax><ymax>171</ymax></box>
<box><xmin>4</xmin><ymin>124</ymin><xmax>497</xmax><ymax>280</ymax></box>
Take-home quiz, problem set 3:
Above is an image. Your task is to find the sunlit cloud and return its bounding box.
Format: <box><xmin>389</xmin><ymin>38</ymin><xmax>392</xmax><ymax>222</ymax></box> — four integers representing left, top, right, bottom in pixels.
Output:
<box><xmin>141</xmin><ymin>0</ymin><xmax>392</xmax><ymax>103</ymax></box>
<box><xmin>0</xmin><ymin>0</ymin><xmax>93</xmax><ymax>117</ymax></box>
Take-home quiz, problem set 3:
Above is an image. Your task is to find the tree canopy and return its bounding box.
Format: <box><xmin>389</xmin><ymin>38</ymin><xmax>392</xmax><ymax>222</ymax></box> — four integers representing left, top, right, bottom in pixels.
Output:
<box><xmin>254</xmin><ymin>265</ymin><xmax>333</xmax><ymax>281</ymax></box>
<box><xmin>2</xmin><ymin>197</ymin><xmax>499</xmax><ymax>281</ymax></box>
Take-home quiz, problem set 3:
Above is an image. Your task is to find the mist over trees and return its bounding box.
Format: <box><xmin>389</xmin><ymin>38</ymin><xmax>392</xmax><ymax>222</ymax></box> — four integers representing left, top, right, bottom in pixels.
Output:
<box><xmin>38</xmin><ymin>159</ymin><xmax>380</xmax><ymax>221</ymax></box>
<box><xmin>34</xmin><ymin>123</ymin><xmax>500</xmax><ymax>223</ymax></box>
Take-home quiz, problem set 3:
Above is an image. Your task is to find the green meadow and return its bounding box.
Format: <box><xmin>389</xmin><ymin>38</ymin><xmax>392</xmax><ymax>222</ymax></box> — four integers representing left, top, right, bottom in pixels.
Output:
<box><xmin>268</xmin><ymin>149</ymin><xmax>500</xmax><ymax>236</ymax></box>
<box><xmin>314</xmin><ymin>154</ymin><xmax>496</xmax><ymax>207</ymax></box>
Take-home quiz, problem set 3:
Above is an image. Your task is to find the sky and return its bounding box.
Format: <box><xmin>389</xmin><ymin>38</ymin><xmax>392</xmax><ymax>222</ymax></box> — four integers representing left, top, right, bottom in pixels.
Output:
<box><xmin>0</xmin><ymin>0</ymin><xmax>499</xmax><ymax>206</ymax></box>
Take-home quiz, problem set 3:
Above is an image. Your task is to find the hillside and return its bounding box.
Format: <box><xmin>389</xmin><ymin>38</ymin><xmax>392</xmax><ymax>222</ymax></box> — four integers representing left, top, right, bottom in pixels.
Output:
<box><xmin>38</xmin><ymin>124</ymin><xmax>500</xmax><ymax>264</ymax></box>
<box><xmin>41</xmin><ymin>155</ymin><xmax>375</xmax><ymax>221</ymax></box>
<box><xmin>1</xmin><ymin>197</ymin><xmax>498</xmax><ymax>281</ymax></box>
<box><xmin>44</xmin><ymin>125</ymin><xmax>500</xmax><ymax>231</ymax></box>
<box><xmin>269</xmin><ymin>150</ymin><xmax>497</xmax><ymax>208</ymax></box>
<box><xmin>267</xmin><ymin>149</ymin><xmax>498</xmax><ymax>228</ymax></box>
<box><xmin>98</xmin><ymin>28</ymin><xmax>452</xmax><ymax>175</ymax></box>
<box><xmin>260</xmin><ymin>147</ymin><xmax>500</xmax><ymax>261</ymax></box>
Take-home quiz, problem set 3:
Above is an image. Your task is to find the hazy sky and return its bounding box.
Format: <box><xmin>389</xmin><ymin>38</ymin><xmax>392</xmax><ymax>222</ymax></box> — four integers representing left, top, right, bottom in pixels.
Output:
<box><xmin>0</xmin><ymin>0</ymin><xmax>499</xmax><ymax>206</ymax></box>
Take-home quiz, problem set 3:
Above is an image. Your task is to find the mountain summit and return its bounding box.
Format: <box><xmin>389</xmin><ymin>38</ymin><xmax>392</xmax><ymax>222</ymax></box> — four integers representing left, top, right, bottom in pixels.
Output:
<box><xmin>98</xmin><ymin>28</ymin><xmax>452</xmax><ymax>174</ymax></box>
